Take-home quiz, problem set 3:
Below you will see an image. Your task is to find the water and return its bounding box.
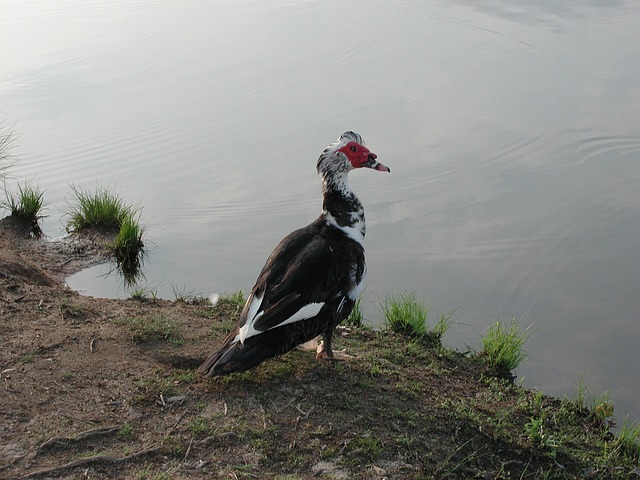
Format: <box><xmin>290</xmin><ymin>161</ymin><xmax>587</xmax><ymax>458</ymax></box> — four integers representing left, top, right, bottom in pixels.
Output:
<box><xmin>2</xmin><ymin>1</ymin><xmax>639</xmax><ymax>423</ymax></box>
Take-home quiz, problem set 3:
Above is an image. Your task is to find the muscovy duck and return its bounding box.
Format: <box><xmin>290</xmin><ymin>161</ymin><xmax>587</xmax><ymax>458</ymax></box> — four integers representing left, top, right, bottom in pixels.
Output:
<box><xmin>199</xmin><ymin>131</ymin><xmax>389</xmax><ymax>377</ymax></box>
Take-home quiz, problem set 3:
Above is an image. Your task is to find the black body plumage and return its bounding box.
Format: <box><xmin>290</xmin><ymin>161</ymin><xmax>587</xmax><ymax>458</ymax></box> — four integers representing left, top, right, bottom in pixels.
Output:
<box><xmin>199</xmin><ymin>132</ymin><xmax>388</xmax><ymax>377</ymax></box>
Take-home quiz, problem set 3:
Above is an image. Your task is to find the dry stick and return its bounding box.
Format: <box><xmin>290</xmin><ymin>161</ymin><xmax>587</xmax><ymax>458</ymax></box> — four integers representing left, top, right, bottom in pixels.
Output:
<box><xmin>33</xmin><ymin>425</ymin><xmax>122</xmax><ymax>458</ymax></box>
<box><xmin>289</xmin><ymin>404</ymin><xmax>315</xmax><ymax>449</ymax></box>
<box><xmin>21</xmin><ymin>445</ymin><xmax>163</xmax><ymax>479</ymax></box>
<box><xmin>258</xmin><ymin>402</ymin><xmax>267</xmax><ymax>430</ymax></box>
<box><xmin>197</xmin><ymin>431</ymin><xmax>237</xmax><ymax>447</ymax></box>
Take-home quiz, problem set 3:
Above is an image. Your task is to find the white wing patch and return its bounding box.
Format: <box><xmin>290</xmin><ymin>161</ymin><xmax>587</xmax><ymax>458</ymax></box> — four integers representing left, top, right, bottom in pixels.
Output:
<box><xmin>236</xmin><ymin>293</ymin><xmax>264</xmax><ymax>344</ymax></box>
<box><xmin>237</xmin><ymin>295</ymin><xmax>324</xmax><ymax>344</ymax></box>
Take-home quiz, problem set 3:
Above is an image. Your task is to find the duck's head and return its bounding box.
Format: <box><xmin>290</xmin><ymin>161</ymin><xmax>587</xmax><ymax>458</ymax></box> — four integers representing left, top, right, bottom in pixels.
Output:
<box><xmin>317</xmin><ymin>131</ymin><xmax>390</xmax><ymax>178</ymax></box>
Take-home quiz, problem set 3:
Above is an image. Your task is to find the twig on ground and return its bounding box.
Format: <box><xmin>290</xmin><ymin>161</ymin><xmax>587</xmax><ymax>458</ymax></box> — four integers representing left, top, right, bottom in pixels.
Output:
<box><xmin>21</xmin><ymin>445</ymin><xmax>162</xmax><ymax>479</ymax></box>
<box><xmin>197</xmin><ymin>431</ymin><xmax>237</xmax><ymax>447</ymax></box>
<box><xmin>289</xmin><ymin>404</ymin><xmax>315</xmax><ymax>449</ymax></box>
<box><xmin>33</xmin><ymin>425</ymin><xmax>121</xmax><ymax>458</ymax></box>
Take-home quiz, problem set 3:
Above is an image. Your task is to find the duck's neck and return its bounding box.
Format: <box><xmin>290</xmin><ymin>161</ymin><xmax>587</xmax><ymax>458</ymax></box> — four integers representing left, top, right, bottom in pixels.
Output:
<box><xmin>320</xmin><ymin>170</ymin><xmax>366</xmax><ymax>246</ymax></box>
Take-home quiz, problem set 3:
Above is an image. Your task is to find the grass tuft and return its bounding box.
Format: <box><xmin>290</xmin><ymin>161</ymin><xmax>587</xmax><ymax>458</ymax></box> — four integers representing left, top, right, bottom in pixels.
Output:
<box><xmin>611</xmin><ymin>420</ymin><xmax>640</xmax><ymax>463</ymax></box>
<box><xmin>382</xmin><ymin>292</ymin><xmax>453</xmax><ymax>346</ymax></box>
<box><xmin>383</xmin><ymin>291</ymin><xmax>429</xmax><ymax>338</ymax></box>
<box><xmin>110</xmin><ymin>212</ymin><xmax>145</xmax><ymax>274</ymax></box>
<box><xmin>4</xmin><ymin>181</ymin><xmax>45</xmax><ymax>223</ymax></box>
<box><xmin>66</xmin><ymin>184</ymin><xmax>133</xmax><ymax>233</ymax></box>
<box><xmin>66</xmin><ymin>184</ymin><xmax>146</xmax><ymax>280</ymax></box>
<box><xmin>480</xmin><ymin>320</ymin><xmax>532</xmax><ymax>375</ymax></box>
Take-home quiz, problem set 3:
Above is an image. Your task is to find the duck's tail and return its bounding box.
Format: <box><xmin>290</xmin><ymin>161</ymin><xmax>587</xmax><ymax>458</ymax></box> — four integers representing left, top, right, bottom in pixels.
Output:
<box><xmin>198</xmin><ymin>338</ymin><xmax>275</xmax><ymax>377</ymax></box>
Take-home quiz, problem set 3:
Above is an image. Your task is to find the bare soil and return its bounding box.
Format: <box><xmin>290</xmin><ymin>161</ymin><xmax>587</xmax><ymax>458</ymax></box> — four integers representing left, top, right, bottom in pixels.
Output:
<box><xmin>1</xmin><ymin>216</ymin><xmax>638</xmax><ymax>479</ymax></box>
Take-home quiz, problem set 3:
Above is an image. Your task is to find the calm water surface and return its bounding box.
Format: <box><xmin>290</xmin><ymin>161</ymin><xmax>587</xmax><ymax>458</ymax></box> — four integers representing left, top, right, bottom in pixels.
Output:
<box><xmin>2</xmin><ymin>1</ymin><xmax>639</xmax><ymax>422</ymax></box>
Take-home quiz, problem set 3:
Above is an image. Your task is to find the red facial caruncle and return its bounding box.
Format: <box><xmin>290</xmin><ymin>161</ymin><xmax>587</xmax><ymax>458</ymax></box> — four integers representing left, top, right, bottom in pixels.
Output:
<box><xmin>338</xmin><ymin>142</ymin><xmax>390</xmax><ymax>172</ymax></box>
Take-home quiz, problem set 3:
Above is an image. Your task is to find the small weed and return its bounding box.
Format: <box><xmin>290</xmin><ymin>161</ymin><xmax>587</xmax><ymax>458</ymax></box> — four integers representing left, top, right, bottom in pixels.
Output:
<box><xmin>58</xmin><ymin>298</ymin><xmax>83</xmax><ymax>320</ymax></box>
<box><xmin>344</xmin><ymin>295</ymin><xmax>364</xmax><ymax>327</ymax></box>
<box><xmin>122</xmin><ymin>315</ymin><xmax>183</xmax><ymax>345</ymax></box>
<box><xmin>344</xmin><ymin>434</ymin><xmax>385</xmax><ymax>464</ymax></box>
<box><xmin>188</xmin><ymin>415</ymin><xmax>215</xmax><ymax>437</ymax></box>
<box><xmin>479</xmin><ymin>319</ymin><xmax>532</xmax><ymax>375</ymax></box>
<box><xmin>595</xmin><ymin>400</ymin><xmax>615</xmax><ymax>420</ymax></box>
<box><xmin>168</xmin><ymin>369</ymin><xmax>198</xmax><ymax>386</ymax></box>
<box><xmin>171</xmin><ymin>284</ymin><xmax>203</xmax><ymax>303</ymax></box>
<box><xmin>130</xmin><ymin>285</ymin><xmax>158</xmax><ymax>301</ymax></box>
<box><xmin>134</xmin><ymin>464</ymin><xmax>170</xmax><ymax>480</ymax></box>
<box><xmin>134</xmin><ymin>375</ymin><xmax>180</xmax><ymax>404</ymax></box>
<box><xmin>21</xmin><ymin>353</ymin><xmax>35</xmax><ymax>363</ymax></box>
<box><xmin>567</xmin><ymin>377</ymin><xmax>615</xmax><ymax>420</ymax></box>
<box><xmin>118</xmin><ymin>422</ymin><xmax>135</xmax><ymax>440</ymax></box>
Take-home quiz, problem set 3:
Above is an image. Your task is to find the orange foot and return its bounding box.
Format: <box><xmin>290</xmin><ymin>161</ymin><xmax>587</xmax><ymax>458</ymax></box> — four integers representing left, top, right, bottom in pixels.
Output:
<box><xmin>314</xmin><ymin>340</ymin><xmax>358</xmax><ymax>361</ymax></box>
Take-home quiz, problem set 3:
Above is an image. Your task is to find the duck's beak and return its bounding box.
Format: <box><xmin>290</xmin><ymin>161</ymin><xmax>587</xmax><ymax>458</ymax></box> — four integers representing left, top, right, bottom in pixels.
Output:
<box><xmin>364</xmin><ymin>153</ymin><xmax>390</xmax><ymax>172</ymax></box>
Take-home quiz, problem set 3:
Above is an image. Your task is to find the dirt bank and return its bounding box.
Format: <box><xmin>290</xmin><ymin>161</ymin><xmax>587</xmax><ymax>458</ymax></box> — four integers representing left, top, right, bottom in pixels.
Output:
<box><xmin>1</xmin><ymin>217</ymin><xmax>638</xmax><ymax>479</ymax></box>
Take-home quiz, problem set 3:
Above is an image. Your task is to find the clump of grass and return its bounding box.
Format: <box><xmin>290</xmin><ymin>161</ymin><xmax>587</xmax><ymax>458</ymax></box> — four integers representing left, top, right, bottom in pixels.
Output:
<box><xmin>110</xmin><ymin>212</ymin><xmax>145</xmax><ymax>274</ymax></box>
<box><xmin>382</xmin><ymin>292</ymin><xmax>453</xmax><ymax>346</ymax></box>
<box><xmin>66</xmin><ymin>184</ymin><xmax>146</xmax><ymax>279</ymax></box>
<box><xmin>383</xmin><ymin>291</ymin><xmax>429</xmax><ymax>338</ymax></box>
<box><xmin>129</xmin><ymin>284</ymin><xmax>158</xmax><ymax>301</ymax></box>
<box><xmin>66</xmin><ymin>184</ymin><xmax>134</xmax><ymax>233</ymax></box>
<box><xmin>611</xmin><ymin>421</ymin><xmax>640</xmax><ymax>464</ymax></box>
<box><xmin>4</xmin><ymin>181</ymin><xmax>45</xmax><ymax>227</ymax></box>
<box><xmin>480</xmin><ymin>320</ymin><xmax>532</xmax><ymax>375</ymax></box>
<box><xmin>122</xmin><ymin>315</ymin><xmax>183</xmax><ymax>345</ymax></box>
<box><xmin>4</xmin><ymin>181</ymin><xmax>44</xmax><ymax>218</ymax></box>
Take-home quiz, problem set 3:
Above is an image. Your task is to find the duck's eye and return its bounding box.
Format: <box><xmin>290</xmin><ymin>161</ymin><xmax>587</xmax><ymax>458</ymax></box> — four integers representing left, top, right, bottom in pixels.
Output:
<box><xmin>350</xmin><ymin>146</ymin><xmax>357</xmax><ymax>152</ymax></box>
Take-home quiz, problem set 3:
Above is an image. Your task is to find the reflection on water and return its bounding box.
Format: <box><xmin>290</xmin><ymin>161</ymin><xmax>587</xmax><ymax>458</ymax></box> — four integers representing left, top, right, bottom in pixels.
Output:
<box><xmin>4</xmin><ymin>0</ymin><xmax>640</xmax><ymax>423</ymax></box>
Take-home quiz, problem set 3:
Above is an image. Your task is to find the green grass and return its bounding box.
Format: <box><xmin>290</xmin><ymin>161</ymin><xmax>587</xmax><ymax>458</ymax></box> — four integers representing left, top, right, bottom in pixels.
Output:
<box><xmin>66</xmin><ymin>184</ymin><xmax>134</xmax><ymax>233</ymax></box>
<box><xmin>129</xmin><ymin>285</ymin><xmax>158</xmax><ymax>301</ymax></box>
<box><xmin>121</xmin><ymin>315</ymin><xmax>183</xmax><ymax>345</ymax></box>
<box><xmin>611</xmin><ymin>420</ymin><xmax>640</xmax><ymax>463</ymax></box>
<box><xmin>66</xmin><ymin>184</ymin><xmax>146</xmax><ymax>279</ymax></box>
<box><xmin>479</xmin><ymin>320</ymin><xmax>532</xmax><ymax>375</ymax></box>
<box><xmin>110</xmin><ymin>212</ymin><xmax>145</xmax><ymax>274</ymax></box>
<box><xmin>0</xmin><ymin>122</ymin><xmax>16</xmax><ymax>180</ymax></box>
<box><xmin>568</xmin><ymin>376</ymin><xmax>615</xmax><ymax>420</ymax></box>
<box><xmin>4</xmin><ymin>181</ymin><xmax>45</xmax><ymax>223</ymax></box>
<box><xmin>382</xmin><ymin>291</ymin><xmax>429</xmax><ymax>338</ymax></box>
<box><xmin>209</xmin><ymin>291</ymin><xmax>246</xmax><ymax>319</ymax></box>
<box><xmin>382</xmin><ymin>292</ymin><xmax>453</xmax><ymax>346</ymax></box>
<box><xmin>344</xmin><ymin>296</ymin><xmax>364</xmax><ymax>327</ymax></box>
<box><xmin>117</xmin><ymin>422</ymin><xmax>135</xmax><ymax>440</ymax></box>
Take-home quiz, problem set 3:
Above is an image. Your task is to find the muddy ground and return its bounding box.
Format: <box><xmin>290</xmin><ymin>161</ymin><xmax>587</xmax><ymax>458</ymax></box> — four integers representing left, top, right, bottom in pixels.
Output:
<box><xmin>1</xmin><ymin>217</ymin><xmax>638</xmax><ymax>479</ymax></box>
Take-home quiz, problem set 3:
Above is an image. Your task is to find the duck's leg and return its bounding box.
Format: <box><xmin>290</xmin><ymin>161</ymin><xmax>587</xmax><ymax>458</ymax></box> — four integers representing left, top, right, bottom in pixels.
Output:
<box><xmin>315</xmin><ymin>329</ymin><xmax>356</xmax><ymax>361</ymax></box>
